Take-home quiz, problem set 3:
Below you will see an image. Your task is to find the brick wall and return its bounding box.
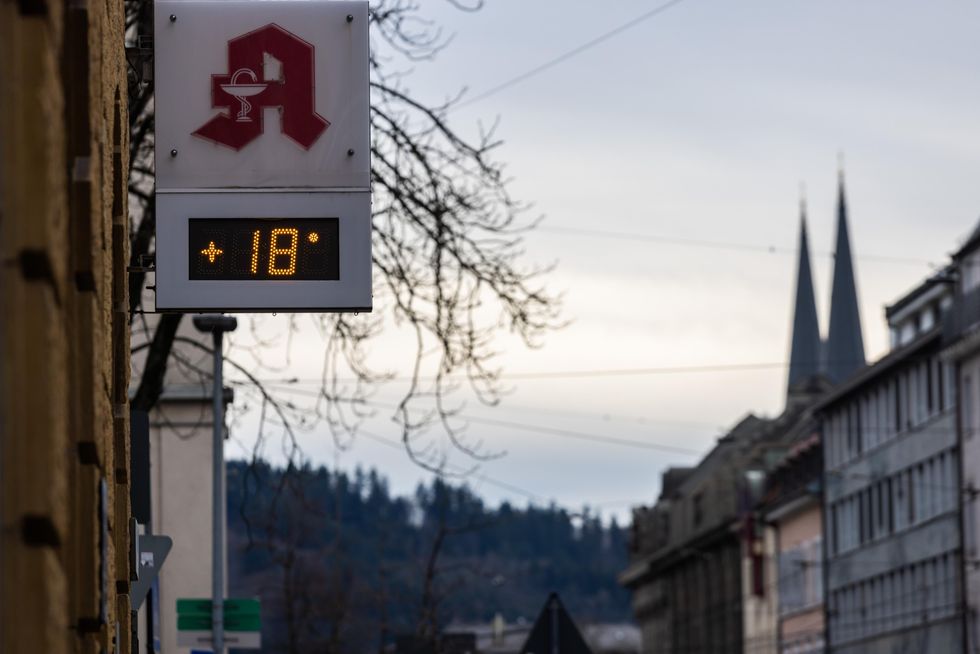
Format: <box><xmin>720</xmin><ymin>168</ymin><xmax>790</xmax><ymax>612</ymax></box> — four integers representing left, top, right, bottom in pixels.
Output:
<box><xmin>0</xmin><ymin>0</ymin><xmax>131</xmax><ymax>649</ymax></box>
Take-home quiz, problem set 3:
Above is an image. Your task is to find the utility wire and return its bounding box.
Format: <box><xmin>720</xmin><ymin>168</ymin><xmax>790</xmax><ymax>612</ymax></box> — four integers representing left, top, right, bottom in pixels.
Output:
<box><xmin>246</xmin><ymin>356</ymin><xmax>877</xmax><ymax>383</ymax></box>
<box><xmin>445</xmin><ymin>399</ymin><xmax>721</xmax><ymax>430</ymax></box>
<box><xmin>240</xmin><ymin>380</ymin><xmax>978</xmax><ymax>493</ymax></box>
<box><xmin>357</xmin><ymin>428</ymin><xmax>549</xmax><ymax>505</ymax></box>
<box><xmin>245</xmin><ymin>384</ymin><xmax>980</xmax><ymax>493</ymax></box>
<box><xmin>477</xmin><ymin>361</ymin><xmax>784</xmax><ymax>380</ymax></box>
<box><xmin>455</xmin><ymin>0</ymin><xmax>690</xmax><ymax>109</ymax></box>
<box><xmin>358</xmin><ymin>429</ymin><xmax>702</xmax><ymax>514</ymax></box>
<box><xmin>255</xmin><ymin>380</ymin><xmax>721</xmax><ymax>430</ymax></box>
<box><xmin>241</xmin><ymin>384</ymin><xmax>709</xmax><ymax>456</ymax></box>
<box><xmin>421</xmin><ymin>409</ymin><xmax>705</xmax><ymax>456</ymax></box>
<box><xmin>535</xmin><ymin>225</ymin><xmax>934</xmax><ymax>267</ymax></box>
<box><xmin>249</xmin><ymin>361</ymin><xmax>787</xmax><ymax>384</ymax></box>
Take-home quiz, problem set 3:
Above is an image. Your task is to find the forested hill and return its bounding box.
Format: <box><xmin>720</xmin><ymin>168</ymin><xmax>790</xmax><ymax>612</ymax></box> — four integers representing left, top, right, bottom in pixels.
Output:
<box><xmin>226</xmin><ymin>460</ymin><xmax>633</xmax><ymax>651</ymax></box>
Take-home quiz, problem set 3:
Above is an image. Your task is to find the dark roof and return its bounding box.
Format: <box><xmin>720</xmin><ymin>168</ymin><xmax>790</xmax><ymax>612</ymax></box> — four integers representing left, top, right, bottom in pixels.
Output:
<box><xmin>659</xmin><ymin>467</ymin><xmax>694</xmax><ymax>500</ymax></box>
<box><xmin>884</xmin><ymin>266</ymin><xmax>955</xmax><ymax>321</ymax></box>
<box><xmin>953</xmin><ymin>218</ymin><xmax>980</xmax><ymax>260</ymax></box>
<box><xmin>813</xmin><ymin>326</ymin><xmax>941</xmax><ymax>412</ymax></box>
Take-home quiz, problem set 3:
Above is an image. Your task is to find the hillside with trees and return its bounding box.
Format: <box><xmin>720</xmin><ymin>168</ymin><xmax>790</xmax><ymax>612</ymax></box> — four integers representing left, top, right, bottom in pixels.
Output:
<box><xmin>226</xmin><ymin>460</ymin><xmax>632</xmax><ymax>652</ymax></box>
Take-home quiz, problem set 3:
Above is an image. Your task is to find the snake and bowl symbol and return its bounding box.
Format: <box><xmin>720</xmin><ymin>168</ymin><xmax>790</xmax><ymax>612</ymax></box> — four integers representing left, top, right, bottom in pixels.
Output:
<box><xmin>219</xmin><ymin>68</ymin><xmax>267</xmax><ymax>122</ymax></box>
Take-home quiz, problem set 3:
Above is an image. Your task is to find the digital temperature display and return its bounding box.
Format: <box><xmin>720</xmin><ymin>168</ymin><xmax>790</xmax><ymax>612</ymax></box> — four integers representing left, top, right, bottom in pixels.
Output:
<box><xmin>188</xmin><ymin>218</ymin><xmax>339</xmax><ymax>280</ymax></box>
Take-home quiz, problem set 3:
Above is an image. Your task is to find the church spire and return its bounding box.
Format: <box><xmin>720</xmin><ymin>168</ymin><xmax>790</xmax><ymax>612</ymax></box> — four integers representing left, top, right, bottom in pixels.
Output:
<box><xmin>787</xmin><ymin>186</ymin><xmax>822</xmax><ymax>396</ymax></box>
<box><xmin>825</xmin><ymin>163</ymin><xmax>866</xmax><ymax>384</ymax></box>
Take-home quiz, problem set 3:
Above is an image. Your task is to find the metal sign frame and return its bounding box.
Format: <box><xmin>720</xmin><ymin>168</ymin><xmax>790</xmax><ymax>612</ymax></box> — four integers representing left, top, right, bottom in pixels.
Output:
<box><xmin>153</xmin><ymin>0</ymin><xmax>371</xmax><ymax>313</ymax></box>
<box><xmin>155</xmin><ymin>191</ymin><xmax>370</xmax><ymax>311</ymax></box>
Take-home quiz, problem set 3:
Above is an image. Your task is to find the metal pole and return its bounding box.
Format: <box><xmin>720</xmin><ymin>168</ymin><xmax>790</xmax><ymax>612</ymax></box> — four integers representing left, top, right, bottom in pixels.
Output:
<box><xmin>211</xmin><ymin>327</ymin><xmax>224</xmax><ymax>654</ymax></box>
<box><xmin>193</xmin><ymin>314</ymin><xmax>237</xmax><ymax>654</ymax></box>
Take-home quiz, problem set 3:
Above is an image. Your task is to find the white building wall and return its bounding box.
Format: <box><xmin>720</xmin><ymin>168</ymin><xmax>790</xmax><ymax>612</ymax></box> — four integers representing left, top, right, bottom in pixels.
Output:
<box><xmin>133</xmin><ymin>315</ymin><xmax>228</xmax><ymax>654</ymax></box>
<box><xmin>151</xmin><ymin>396</ymin><xmax>224</xmax><ymax>654</ymax></box>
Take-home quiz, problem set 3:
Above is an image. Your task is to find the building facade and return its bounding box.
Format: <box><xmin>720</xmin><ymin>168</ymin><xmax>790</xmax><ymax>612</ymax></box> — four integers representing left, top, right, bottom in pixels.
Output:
<box><xmin>762</xmin><ymin>431</ymin><xmax>825</xmax><ymax>654</ymax></box>
<box><xmin>623</xmin><ymin>174</ymin><xmax>865</xmax><ymax>654</ymax></box>
<box><xmin>621</xmin><ymin>416</ymin><xmax>769</xmax><ymax>653</ymax></box>
<box><xmin>622</xmin><ymin>410</ymin><xmax>826</xmax><ymax>654</ymax></box>
<box><xmin>0</xmin><ymin>0</ymin><xmax>133</xmax><ymax>650</ymax></box>
<box><xmin>131</xmin><ymin>317</ymin><xmax>233</xmax><ymax>654</ymax></box>
<box><xmin>940</xmin><ymin>225</ymin><xmax>980</xmax><ymax>653</ymax></box>
<box><xmin>819</xmin><ymin>275</ymin><xmax>961</xmax><ymax>653</ymax></box>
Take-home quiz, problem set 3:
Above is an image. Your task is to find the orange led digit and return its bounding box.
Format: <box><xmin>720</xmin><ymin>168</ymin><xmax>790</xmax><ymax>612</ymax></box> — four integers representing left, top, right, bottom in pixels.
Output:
<box><xmin>250</xmin><ymin>230</ymin><xmax>261</xmax><ymax>274</ymax></box>
<box><xmin>268</xmin><ymin>228</ymin><xmax>299</xmax><ymax>276</ymax></box>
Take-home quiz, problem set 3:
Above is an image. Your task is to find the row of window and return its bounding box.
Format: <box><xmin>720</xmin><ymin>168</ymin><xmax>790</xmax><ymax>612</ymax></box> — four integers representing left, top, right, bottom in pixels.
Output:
<box><xmin>824</xmin><ymin>354</ymin><xmax>954</xmax><ymax>469</ymax></box>
<box><xmin>828</xmin><ymin>552</ymin><xmax>959</xmax><ymax>645</ymax></box>
<box><xmin>828</xmin><ymin>449</ymin><xmax>958</xmax><ymax>555</ymax></box>
<box><xmin>890</xmin><ymin>300</ymin><xmax>948</xmax><ymax>350</ymax></box>
<box><xmin>778</xmin><ymin>538</ymin><xmax>823</xmax><ymax>616</ymax></box>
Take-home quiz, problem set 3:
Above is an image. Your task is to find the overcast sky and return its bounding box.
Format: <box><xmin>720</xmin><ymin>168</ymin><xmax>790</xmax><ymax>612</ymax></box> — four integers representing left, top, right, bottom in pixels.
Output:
<box><xmin>225</xmin><ymin>0</ymin><xmax>980</xmax><ymax>522</ymax></box>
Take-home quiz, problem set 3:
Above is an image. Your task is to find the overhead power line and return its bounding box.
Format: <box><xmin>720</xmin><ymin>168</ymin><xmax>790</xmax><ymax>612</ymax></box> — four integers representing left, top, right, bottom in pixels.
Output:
<box><xmin>535</xmin><ymin>225</ymin><xmax>934</xmax><ymax>267</ymax></box>
<box><xmin>248</xmin><ymin>357</ymin><xmax>872</xmax><ymax>384</ymax></box>
<box><xmin>445</xmin><ymin>411</ymin><xmax>705</xmax><ymax>456</ymax></box>
<box><xmin>241</xmin><ymin>384</ymin><xmax>710</xmax><ymax>456</ymax></box>
<box><xmin>358</xmin><ymin>428</ymin><xmax>620</xmax><ymax>508</ymax></box>
<box><xmin>448</xmin><ymin>399</ymin><xmax>720</xmax><ymax>430</ymax></box>
<box><xmin>253</xmin><ymin>361</ymin><xmax>787</xmax><ymax>384</ymax></box>
<box><xmin>455</xmin><ymin>0</ymin><xmax>690</xmax><ymax>109</ymax></box>
<box><xmin>357</xmin><ymin>428</ymin><xmax>547</xmax><ymax>503</ymax></box>
<box><xmin>473</xmin><ymin>361</ymin><xmax>785</xmax><ymax>380</ymax></box>
<box><xmin>258</xmin><ymin>380</ymin><xmax>720</xmax><ymax>430</ymax></box>
<box><xmin>357</xmin><ymin>429</ymin><xmax>701</xmax><ymax>513</ymax></box>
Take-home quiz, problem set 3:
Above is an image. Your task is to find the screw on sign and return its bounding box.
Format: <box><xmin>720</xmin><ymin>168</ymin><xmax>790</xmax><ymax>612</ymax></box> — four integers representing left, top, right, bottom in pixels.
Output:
<box><xmin>193</xmin><ymin>23</ymin><xmax>329</xmax><ymax>150</ymax></box>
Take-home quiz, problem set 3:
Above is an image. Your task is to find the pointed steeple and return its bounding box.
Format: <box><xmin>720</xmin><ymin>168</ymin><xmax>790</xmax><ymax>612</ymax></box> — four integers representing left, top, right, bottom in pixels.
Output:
<box><xmin>787</xmin><ymin>188</ymin><xmax>822</xmax><ymax>396</ymax></box>
<box><xmin>825</xmin><ymin>163</ymin><xmax>865</xmax><ymax>383</ymax></box>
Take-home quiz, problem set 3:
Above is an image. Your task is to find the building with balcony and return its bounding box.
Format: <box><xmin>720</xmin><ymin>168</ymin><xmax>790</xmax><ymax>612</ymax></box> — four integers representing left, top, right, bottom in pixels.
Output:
<box><xmin>818</xmin><ymin>272</ymin><xmax>961</xmax><ymax>653</ymax></box>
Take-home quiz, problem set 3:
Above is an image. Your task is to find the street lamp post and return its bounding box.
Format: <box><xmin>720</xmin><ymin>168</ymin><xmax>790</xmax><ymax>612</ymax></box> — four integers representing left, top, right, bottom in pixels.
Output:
<box><xmin>193</xmin><ymin>314</ymin><xmax>238</xmax><ymax>654</ymax></box>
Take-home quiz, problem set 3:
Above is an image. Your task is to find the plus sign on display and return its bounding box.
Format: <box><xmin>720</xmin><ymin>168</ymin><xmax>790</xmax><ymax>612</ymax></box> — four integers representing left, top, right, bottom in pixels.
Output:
<box><xmin>154</xmin><ymin>0</ymin><xmax>370</xmax><ymax>311</ymax></box>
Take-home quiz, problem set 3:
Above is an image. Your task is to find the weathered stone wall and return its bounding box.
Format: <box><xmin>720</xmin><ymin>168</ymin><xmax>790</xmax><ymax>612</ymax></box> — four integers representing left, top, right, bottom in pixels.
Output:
<box><xmin>0</xmin><ymin>0</ymin><xmax>131</xmax><ymax>649</ymax></box>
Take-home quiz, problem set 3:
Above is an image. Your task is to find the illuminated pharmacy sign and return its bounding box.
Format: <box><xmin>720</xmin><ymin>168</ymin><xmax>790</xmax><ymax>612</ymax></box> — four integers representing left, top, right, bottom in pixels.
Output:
<box><xmin>153</xmin><ymin>0</ymin><xmax>370</xmax><ymax>312</ymax></box>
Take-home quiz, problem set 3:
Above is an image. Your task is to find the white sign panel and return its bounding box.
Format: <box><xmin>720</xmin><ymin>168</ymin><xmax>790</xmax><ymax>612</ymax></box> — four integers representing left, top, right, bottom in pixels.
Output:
<box><xmin>154</xmin><ymin>0</ymin><xmax>369</xmax><ymax>190</ymax></box>
<box><xmin>177</xmin><ymin>630</ymin><xmax>260</xmax><ymax>649</ymax></box>
<box><xmin>153</xmin><ymin>0</ymin><xmax>371</xmax><ymax>312</ymax></box>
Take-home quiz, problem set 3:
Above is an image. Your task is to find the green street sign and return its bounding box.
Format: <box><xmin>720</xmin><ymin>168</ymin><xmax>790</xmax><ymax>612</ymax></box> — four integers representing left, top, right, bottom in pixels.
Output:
<box><xmin>225</xmin><ymin>614</ymin><xmax>261</xmax><ymax>632</ymax></box>
<box><xmin>177</xmin><ymin>615</ymin><xmax>212</xmax><ymax>631</ymax></box>
<box><xmin>223</xmin><ymin>598</ymin><xmax>260</xmax><ymax>616</ymax></box>
<box><xmin>176</xmin><ymin>599</ymin><xmax>212</xmax><ymax>615</ymax></box>
<box><xmin>177</xmin><ymin>598</ymin><xmax>261</xmax><ymax>632</ymax></box>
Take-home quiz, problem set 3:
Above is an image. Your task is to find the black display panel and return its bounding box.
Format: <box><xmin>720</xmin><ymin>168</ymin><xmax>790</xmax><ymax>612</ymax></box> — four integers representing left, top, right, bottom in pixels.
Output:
<box><xmin>188</xmin><ymin>218</ymin><xmax>340</xmax><ymax>280</ymax></box>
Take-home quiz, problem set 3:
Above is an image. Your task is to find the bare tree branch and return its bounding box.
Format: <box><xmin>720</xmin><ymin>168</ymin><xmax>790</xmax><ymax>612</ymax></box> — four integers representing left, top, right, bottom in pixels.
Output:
<box><xmin>126</xmin><ymin>0</ymin><xmax>562</xmax><ymax>471</ymax></box>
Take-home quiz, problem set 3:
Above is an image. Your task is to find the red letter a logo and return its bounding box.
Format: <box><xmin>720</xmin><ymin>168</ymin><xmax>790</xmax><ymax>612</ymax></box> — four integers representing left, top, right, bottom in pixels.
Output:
<box><xmin>193</xmin><ymin>24</ymin><xmax>329</xmax><ymax>151</ymax></box>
